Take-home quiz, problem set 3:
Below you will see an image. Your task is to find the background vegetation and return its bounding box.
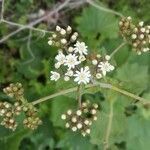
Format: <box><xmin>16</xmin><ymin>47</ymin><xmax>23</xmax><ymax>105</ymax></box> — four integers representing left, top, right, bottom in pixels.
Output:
<box><xmin>0</xmin><ymin>0</ymin><xmax>150</xmax><ymax>150</ymax></box>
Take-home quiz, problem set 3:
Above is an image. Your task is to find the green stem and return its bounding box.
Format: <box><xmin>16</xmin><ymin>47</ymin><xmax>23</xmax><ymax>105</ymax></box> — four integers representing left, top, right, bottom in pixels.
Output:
<box><xmin>77</xmin><ymin>84</ymin><xmax>83</xmax><ymax>108</ymax></box>
<box><xmin>110</xmin><ymin>42</ymin><xmax>127</xmax><ymax>58</ymax></box>
<box><xmin>32</xmin><ymin>81</ymin><xmax>149</xmax><ymax>106</ymax></box>
<box><xmin>87</xmin><ymin>0</ymin><xmax>124</xmax><ymax>17</ymax></box>
<box><xmin>103</xmin><ymin>100</ymin><xmax>114</xmax><ymax>150</ymax></box>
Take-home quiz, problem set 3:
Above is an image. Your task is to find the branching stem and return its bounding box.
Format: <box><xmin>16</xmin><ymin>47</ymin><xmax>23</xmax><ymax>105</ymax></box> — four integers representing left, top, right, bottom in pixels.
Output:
<box><xmin>32</xmin><ymin>81</ymin><xmax>150</xmax><ymax>106</ymax></box>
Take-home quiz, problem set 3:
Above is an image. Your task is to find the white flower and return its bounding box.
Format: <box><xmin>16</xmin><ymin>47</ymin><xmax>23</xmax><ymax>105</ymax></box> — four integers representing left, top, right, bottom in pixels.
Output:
<box><xmin>74</xmin><ymin>66</ymin><xmax>91</xmax><ymax>84</ymax></box>
<box><xmin>55</xmin><ymin>51</ymin><xmax>66</xmax><ymax>65</ymax></box>
<box><xmin>98</xmin><ymin>61</ymin><xmax>114</xmax><ymax>76</ymax></box>
<box><xmin>65</xmin><ymin>70</ymin><xmax>74</xmax><ymax>76</ymax></box>
<box><xmin>54</xmin><ymin>62</ymin><xmax>61</xmax><ymax>69</ymax></box>
<box><xmin>50</xmin><ymin>71</ymin><xmax>60</xmax><ymax>81</ymax></box>
<box><xmin>74</xmin><ymin>41</ymin><xmax>88</xmax><ymax>55</ymax></box>
<box><xmin>64</xmin><ymin>54</ymin><xmax>80</xmax><ymax>70</ymax></box>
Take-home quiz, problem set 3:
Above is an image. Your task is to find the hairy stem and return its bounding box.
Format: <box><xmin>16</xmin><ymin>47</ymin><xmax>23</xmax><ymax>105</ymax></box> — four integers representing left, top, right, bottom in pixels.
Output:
<box><xmin>110</xmin><ymin>42</ymin><xmax>127</xmax><ymax>58</ymax></box>
<box><xmin>32</xmin><ymin>81</ymin><xmax>149</xmax><ymax>106</ymax></box>
<box><xmin>103</xmin><ymin>100</ymin><xmax>114</xmax><ymax>150</ymax></box>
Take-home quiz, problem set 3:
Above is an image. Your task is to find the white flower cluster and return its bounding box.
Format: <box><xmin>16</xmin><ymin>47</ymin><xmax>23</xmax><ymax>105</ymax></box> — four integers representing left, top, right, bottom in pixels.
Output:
<box><xmin>49</xmin><ymin>26</ymin><xmax>115</xmax><ymax>84</ymax></box>
<box><xmin>92</xmin><ymin>54</ymin><xmax>115</xmax><ymax>79</ymax></box>
<box><xmin>50</xmin><ymin>47</ymin><xmax>91</xmax><ymax>84</ymax></box>
<box><xmin>49</xmin><ymin>26</ymin><xmax>91</xmax><ymax>85</ymax></box>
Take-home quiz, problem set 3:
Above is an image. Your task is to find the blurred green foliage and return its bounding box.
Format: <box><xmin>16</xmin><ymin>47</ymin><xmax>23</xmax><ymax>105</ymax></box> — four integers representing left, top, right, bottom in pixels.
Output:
<box><xmin>0</xmin><ymin>0</ymin><xmax>150</xmax><ymax>150</ymax></box>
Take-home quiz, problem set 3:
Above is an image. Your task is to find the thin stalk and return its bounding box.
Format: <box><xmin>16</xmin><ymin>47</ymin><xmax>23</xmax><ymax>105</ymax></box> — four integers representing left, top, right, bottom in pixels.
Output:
<box><xmin>103</xmin><ymin>100</ymin><xmax>114</xmax><ymax>150</ymax></box>
<box><xmin>0</xmin><ymin>0</ymin><xmax>5</xmax><ymax>20</ymax></box>
<box><xmin>77</xmin><ymin>84</ymin><xmax>83</xmax><ymax>108</ymax></box>
<box><xmin>87</xmin><ymin>0</ymin><xmax>124</xmax><ymax>17</ymax></box>
<box><xmin>110</xmin><ymin>42</ymin><xmax>127</xmax><ymax>58</ymax></box>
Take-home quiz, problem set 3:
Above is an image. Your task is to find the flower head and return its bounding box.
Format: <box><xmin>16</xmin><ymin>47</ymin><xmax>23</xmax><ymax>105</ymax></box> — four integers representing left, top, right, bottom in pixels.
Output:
<box><xmin>55</xmin><ymin>51</ymin><xmax>66</xmax><ymax>65</ymax></box>
<box><xmin>98</xmin><ymin>61</ymin><xmax>114</xmax><ymax>76</ymax></box>
<box><xmin>64</xmin><ymin>54</ymin><xmax>80</xmax><ymax>70</ymax></box>
<box><xmin>74</xmin><ymin>41</ymin><xmax>88</xmax><ymax>55</ymax></box>
<box><xmin>74</xmin><ymin>67</ymin><xmax>91</xmax><ymax>84</ymax></box>
<box><xmin>50</xmin><ymin>71</ymin><xmax>60</xmax><ymax>81</ymax></box>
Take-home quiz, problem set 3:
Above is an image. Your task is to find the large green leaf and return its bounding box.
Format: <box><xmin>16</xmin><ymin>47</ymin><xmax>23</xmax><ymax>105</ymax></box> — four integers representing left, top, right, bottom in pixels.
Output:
<box><xmin>75</xmin><ymin>6</ymin><xmax>119</xmax><ymax>48</ymax></box>
<box><xmin>0</xmin><ymin>129</ymin><xmax>30</xmax><ymax>150</ymax></box>
<box><xmin>115</xmin><ymin>62</ymin><xmax>149</xmax><ymax>94</ymax></box>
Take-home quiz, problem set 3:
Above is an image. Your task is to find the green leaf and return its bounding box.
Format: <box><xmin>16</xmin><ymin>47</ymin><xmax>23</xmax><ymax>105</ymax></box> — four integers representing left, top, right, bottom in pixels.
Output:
<box><xmin>50</xmin><ymin>96</ymin><xmax>77</xmax><ymax>127</ymax></box>
<box><xmin>75</xmin><ymin>6</ymin><xmax>119</xmax><ymax>48</ymax></box>
<box><xmin>57</xmin><ymin>132</ymin><xmax>96</xmax><ymax>150</ymax></box>
<box><xmin>126</xmin><ymin>114</ymin><xmax>150</xmax><ymax>150</ymax></box>
<box><xmin>115</xmin><ymin>62</ymin><xmax>149</xmax><ymax>94</ymax></box>
<box><xmin>0</xmin><ymin>129</ymin><xmax>30</xmax><ymax>150</ymax></box>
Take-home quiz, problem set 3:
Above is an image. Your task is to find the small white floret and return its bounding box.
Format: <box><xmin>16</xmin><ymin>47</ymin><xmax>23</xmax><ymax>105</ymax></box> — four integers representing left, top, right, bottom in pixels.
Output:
<box><xmin>76</xmin><ymin>110</ymin><xmax>82</xmax><ymax>116</ymax></box>
<box><xmin>139</xmin><ymin>21</ymin><xmax>144</xmax><ymax>27</ymax></box>
<box><xmin>67</xmin><ymin>110</ymin><xmax>72</xmax><ymax>115</ymax></box>
<box><xmin>72</xmin><ymin>126</ymin><xmax>77</xmax><ymax>132</ymax></box>
<box><xmin>48</xmin><ymin>40</ymin><xmax>53</xmax><ymax>45</ymax></box>
<box><xmin>56</xmin><ymin>26</ymin><xmax>61</xmax><ymax>32</ymax></box>
<box><xmin>96</xmin><ymin>73</ymin><xmax>102</xmax><ymax>79</ymax></box>
<box><xmin>64</xmin><ymin>76</ymin><xmax>70</xmax><ymax>81</ymax></box>
<box><xmin>61</xmin><ymin>114</ymin><xmax>66</xmax><ymax>120</ymax></box>
<box><xmin>77</xmin><ymin>123</ymin><xmax>82</xmax><ymax>129</ymax></box>
<box><xmin>61</xmin><ymin>39</ymin><xmax>67</xmax><ymax>45</ymax></box>
<box><xmin>50</xmin><ymin>71</ymin><xmax>60</xmax><ymax>81</ymax></box>
<box><xmin>65</xmin><ymin>123</ymin><xmax>70</xmax><ymax>128</ymax></box>
<box><xmin>131</xmin><ymin>34</ymin><xmax>137</xmax><ymax>39</ymax></box>
<box><xmin>92</xmin><ymin>59</ymin><xmax>98</xmax><ymax>65</ymax></box>
<box><xmin>86</xmin><ymin>129</ymin><xmax>90</xmax><ymax>134</ymax></box>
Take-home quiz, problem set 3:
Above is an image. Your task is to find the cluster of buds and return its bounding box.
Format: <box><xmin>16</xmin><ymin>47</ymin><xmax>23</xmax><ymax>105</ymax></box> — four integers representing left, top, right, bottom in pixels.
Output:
<box><xmin>61</xmin><ymin>101</ymin><xmax>99</xmax><ymax>137</ymax></box>
<box><xmin>0</xmin><ymin>83</ymin><xmax>42</xmax><ymax>131</ymax></box>
<box><xmin>0</xmin><ymin>102</ymin><xmax>18</xmax><ymax>130</ymax></box>
<box><xmin>119</xmin><ymin>16</ymin><xmax>150</xmax><ymax>55</ymax></box>
<box><xmin>23</xmin><ymin>104</ymin><xmax>42</xmax><ymax>130</ymax></box>
<box><xmin>91</xmin><ymin>54</ymin><xmax>114</xmax><ymax>79</ymax></box>
<box><xmin>119</xmin><ymin>16</ymin><xmax>133</xmax><ymax>36</ymax></box>
<box><xmin>48</xmin><ymin>25</ymin><xmax>78</xmax><ymax>48</ymax></box>
<box><xmin>3</xmin><ymin>83</ymin><xmax>24</xmax><ymax>100</ymax></box>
